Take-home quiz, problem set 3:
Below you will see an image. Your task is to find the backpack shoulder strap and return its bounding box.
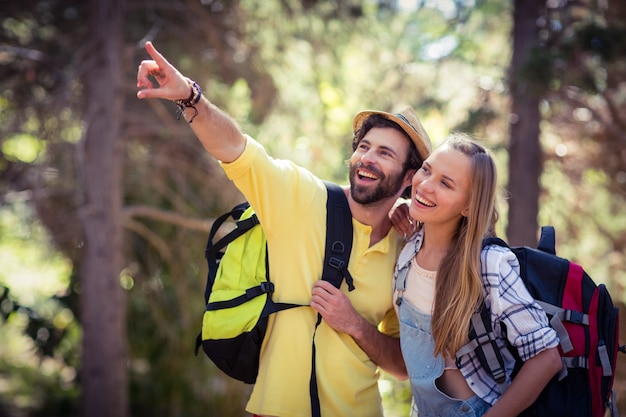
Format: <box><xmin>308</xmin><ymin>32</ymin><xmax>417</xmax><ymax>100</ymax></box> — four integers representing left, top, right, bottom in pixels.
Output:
<box><xmin>459</xmin><ymin>235</ymin><xmax>511</xmax><ymax>388</ymax></box>
<box><xmin>482</xmin><ymin>236</ymin><xmax>509</xmax><ymax>249</ymax></box>
<box><xmin>457</xmin><ymin>304</ymin><xmax>507</xmax><ymax>386</ymax></box>
<box><xmin>310</xmin><ymin>181</ymin><xmax>354</xmax><ymax>417</ymax></box>
<box><xmin>321</xmin><ymin>181</ymin><xmax>354</xmax><ymax>291</ymax></box>
<box><xmin>466</xmin><ymin>229</ymin><xmax>567</xmax><ymax>386</ymax></box>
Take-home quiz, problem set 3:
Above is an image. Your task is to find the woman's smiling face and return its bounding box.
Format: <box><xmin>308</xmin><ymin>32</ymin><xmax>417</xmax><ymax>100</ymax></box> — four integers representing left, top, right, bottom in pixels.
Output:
<box><xmin>409</xmin><ymin>143</ymin><xmax>472</xmax><ymax>226</ymax></box>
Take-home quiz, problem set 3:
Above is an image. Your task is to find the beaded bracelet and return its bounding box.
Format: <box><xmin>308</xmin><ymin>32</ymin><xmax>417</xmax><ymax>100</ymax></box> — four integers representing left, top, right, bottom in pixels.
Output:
<box><xmin>175</xmin><ymin>79</ymin><xmax>202</xmax><ymax>123</ymax></box>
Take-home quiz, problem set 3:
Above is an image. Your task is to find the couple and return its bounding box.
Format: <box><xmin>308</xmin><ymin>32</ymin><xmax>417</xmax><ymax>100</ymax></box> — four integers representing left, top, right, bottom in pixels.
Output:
<box><xmin>136</xmin><ymin>42</ymin><xmax>560</xmax><ymax>417</ymax></box>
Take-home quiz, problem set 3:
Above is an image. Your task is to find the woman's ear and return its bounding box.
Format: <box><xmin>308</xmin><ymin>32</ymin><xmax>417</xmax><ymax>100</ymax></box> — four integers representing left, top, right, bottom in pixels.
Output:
<box><xmin>461</xmin><ymin>206</ymin><xmax>470</xmax><ymax>217</ymax></box>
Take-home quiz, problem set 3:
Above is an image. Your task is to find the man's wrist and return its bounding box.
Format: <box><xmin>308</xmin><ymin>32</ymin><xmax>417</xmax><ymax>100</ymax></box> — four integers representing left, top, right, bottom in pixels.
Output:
<box><xmin>174</xmin><ymin>78</ymin><xmax>202</xmax><ymax>123</ymax></box>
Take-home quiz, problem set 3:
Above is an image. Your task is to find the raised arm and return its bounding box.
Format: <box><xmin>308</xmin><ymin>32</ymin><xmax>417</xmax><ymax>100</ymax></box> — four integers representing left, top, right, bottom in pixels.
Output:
<box><xmin>136</xmin><ymin>41</ymin><xmax>246</xmax><ymax>163</ymax></box>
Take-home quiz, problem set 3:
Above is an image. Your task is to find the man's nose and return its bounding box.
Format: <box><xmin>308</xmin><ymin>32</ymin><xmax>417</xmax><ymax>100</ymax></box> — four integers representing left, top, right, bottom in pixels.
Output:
<box><xmin>360</xmin><ymin>149</ymin><xmax>376</xmax><ymax>164</ymax></box>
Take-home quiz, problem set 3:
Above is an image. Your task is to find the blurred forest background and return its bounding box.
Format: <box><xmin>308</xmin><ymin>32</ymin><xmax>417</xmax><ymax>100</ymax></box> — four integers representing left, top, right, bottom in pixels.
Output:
<box><xmin>1</xmin><ymin>0</ymin><xmax>625</xmax><ymax>416</ymax></box>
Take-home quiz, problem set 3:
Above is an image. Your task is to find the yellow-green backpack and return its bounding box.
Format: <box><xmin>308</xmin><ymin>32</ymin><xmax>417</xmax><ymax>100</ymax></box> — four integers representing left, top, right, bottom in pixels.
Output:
<box><xmin>194</xmin><ymin>182</ymin><xmax>353</xmax><ymax>386</ymax></box>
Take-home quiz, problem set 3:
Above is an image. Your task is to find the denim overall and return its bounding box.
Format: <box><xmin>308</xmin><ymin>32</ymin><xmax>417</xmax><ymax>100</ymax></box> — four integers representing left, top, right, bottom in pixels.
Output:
<box><xmin>396</xmin><ymin>267</ymin><xmax>491</xmax><ymax>417</ymax></box>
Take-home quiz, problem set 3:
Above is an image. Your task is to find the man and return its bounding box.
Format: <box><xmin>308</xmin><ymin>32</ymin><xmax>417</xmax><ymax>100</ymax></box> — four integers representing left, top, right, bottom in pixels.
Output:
<box><xmin>136</xmin><ymin>41</ymin><xmax>431</xmax><ymax>417</ymax></box>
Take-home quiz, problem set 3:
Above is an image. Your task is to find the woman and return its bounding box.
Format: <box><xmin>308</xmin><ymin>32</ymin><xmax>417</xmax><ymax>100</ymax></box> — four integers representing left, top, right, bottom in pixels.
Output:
<box><xmin>392</xmin><ymin>134</ymin><xmax>561</xmax><ymax>417</ymax></box>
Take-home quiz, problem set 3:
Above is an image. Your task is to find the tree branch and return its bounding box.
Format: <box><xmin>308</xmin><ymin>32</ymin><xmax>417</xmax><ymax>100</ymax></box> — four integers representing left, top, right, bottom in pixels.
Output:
<box><xmin>124</xmin><ymin>218</ymin><xmax>172</xmax><ymax>261</ymax></box>
<box><xmin>123</xmin><ymin>205</ymin><xmax>216</xmax><ymax>233</ymax></box>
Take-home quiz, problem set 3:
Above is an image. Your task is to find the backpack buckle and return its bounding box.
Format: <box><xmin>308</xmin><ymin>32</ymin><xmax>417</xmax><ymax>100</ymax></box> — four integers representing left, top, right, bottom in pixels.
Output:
<box><xmin>259</xmin><ymin>282</ymin><xmax>275</xmax><ymax>293</ymax></box>
<box><xmin>328</xmin><ymin>256</ymin><xmax>346</xmax><ymax>271</ymax></box>
<box><xmin>331</xmin><ymin>241</ymin><xmax>346</xmax><ymax>254</ymax></box>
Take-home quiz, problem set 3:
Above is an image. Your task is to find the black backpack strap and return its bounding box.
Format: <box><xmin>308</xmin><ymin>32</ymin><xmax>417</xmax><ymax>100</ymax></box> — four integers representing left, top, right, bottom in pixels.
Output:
<box><xmin>321</xmin><ymin>181</ymin><xmax>354</xmax><ymax>291</ymax></box>
<box><xmin>457</xmin><ymin>304</ymin><xmax>507</xmax><ymax>386</ymax></box>
<box><xmin>310</xmin><ymin>181</ymin><xmax>353</xmax><ymax>417</ymax></box>
<box><xmin>482</xmin><ymin>236</ymin><xmax>508</xmax><ymax>249</ymax></box>
<box><xmin>457</xmin><ymin>236</ymin><xmax>511</xmax><ymax>387</ymax></box>
<box><xmin>468</xmin><ymin>233</ymin><xmax>563</xmax><ymax>387</ymax></box>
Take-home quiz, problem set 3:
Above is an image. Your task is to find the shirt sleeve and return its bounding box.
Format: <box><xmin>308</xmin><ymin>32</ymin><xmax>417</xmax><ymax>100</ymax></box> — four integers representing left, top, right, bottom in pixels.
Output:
<box><xmin>219</xmin><ymin>135</ymin><xmax>324</xmax><ymax>238</ymax></box>
<box><xmin>378</xmin><ymin>308</ymin><xmax>400</xmax><ymax>337</ymax></box>
<box><xmin>481</xmin><ymin>245</ymin><xmax>559</xmax><ymax>362</ymax></box>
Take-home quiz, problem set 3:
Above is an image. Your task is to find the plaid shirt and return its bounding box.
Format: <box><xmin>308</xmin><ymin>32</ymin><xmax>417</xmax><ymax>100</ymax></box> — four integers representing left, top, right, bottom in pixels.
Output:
<box><xmin>394</xmin><ymin>229</ymin><xmax>559</xmax><ymax>405</ymax></box>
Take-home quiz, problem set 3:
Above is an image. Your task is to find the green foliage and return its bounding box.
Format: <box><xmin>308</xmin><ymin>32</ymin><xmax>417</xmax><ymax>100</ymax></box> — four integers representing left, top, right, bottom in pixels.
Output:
<box><xmin>575</xmin><ymin>23</ymin><xmax>626</xmax><ymax>62</ymax></box>
<box><xmin>2</xmin><ymin>133</ymin><xmax>46</xmax><ymax>163</ymax></box>
<box><xmin>1</xmin><ymin>0</ymin><xmax>625</xmax><ymax>416</ymax></box>
<box><xmin>379</xmin><ymin>373</ymin><xmax>412</xmax><ymax>417</ymax></box>
<box><xmin>540</xmin><ymin>160</ymin><xmax>626</xmax><ymax>299</ymax></box>
<box><xmin>0</xmin><ymin>197</ymin><xmax>80</xmax><ymax>415</ymax></box>
<box><xmin>1</xmin><ymin>0</ymin><xmax>514</xmax><ymax>415</ymax></box>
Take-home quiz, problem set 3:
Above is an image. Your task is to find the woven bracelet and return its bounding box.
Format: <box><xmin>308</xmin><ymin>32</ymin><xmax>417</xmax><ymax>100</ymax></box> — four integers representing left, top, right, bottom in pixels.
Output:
<box><xmin>175</xmin><ymin>80</ymin><xmax>202</xmax><ymax>123</ymax></box>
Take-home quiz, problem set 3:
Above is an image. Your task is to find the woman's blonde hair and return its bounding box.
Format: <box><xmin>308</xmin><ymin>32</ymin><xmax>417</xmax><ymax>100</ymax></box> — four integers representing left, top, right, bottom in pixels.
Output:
<box><xmin>431</xmin><ymin>133</ymin><xmax>499</xmax><ymax>356</ymax></box>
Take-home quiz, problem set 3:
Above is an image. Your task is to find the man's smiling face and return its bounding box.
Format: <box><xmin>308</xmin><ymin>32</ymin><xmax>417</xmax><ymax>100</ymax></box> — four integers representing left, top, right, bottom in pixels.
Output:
<box><xmin>349</xmin><ymin>126</ymin><xmax>410</xmax><ymax>206</ymax></box>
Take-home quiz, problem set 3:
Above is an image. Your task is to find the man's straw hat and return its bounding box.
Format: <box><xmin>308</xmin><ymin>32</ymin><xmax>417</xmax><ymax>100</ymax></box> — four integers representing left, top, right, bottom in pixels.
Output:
<box><xmin>353</xmin><ymin>106</ymin><xmax>432</xmax><ymax>161</ymax></box>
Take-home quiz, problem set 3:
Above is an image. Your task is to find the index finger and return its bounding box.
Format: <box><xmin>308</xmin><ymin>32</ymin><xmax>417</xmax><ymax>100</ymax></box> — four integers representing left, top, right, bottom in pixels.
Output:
<box><xmin>144</xmin><ymin>41</ymin><xmax>172</xmax><ymax>69</ymax></box>
<box><xmin>313</xmin><ymin>280</ymin><xmax>338</xmax><ymax>293</ymax></box>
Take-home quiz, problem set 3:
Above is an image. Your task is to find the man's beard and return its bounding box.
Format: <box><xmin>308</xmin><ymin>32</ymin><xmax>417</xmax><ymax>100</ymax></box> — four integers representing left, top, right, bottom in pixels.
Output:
<box><xmin>349</xmin><ymin>162</ymin><xmax>406</xmax><ymax>205</ymax></box>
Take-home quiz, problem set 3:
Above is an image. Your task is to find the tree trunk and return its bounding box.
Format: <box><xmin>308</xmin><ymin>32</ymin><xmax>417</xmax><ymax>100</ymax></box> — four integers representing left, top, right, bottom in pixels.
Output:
<box><xmin>506</xmin><ymin>0</ymin><xmax>543</xmax><ymax>246</ymax></box>
<box><xmin>79</xmin><ymin>0</ymin><xmax>128</xmax><ymax>416</ymax></box>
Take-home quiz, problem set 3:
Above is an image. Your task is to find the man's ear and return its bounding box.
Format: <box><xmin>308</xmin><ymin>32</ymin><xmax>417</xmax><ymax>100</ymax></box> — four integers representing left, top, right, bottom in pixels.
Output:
<box><xmin>399</xmin><ymin>169</ymin><xmax>416</xmax><ymax>199</ymax></box>
<box><xmin>404</xmin><ymin>169</ymin><xmax>416</xmax><ymax>186</ymax></box>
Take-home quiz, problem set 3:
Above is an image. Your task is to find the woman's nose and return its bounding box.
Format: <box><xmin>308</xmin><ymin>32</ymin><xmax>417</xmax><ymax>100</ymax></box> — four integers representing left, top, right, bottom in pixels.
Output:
<box><xmin>413</xmin><ymin>176</ymin><xmax>432</xmax><ymax>192</ymax></box>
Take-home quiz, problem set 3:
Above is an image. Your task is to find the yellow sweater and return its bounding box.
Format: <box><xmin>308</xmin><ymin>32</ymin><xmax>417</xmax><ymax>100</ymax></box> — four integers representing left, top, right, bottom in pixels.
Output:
<box><xmin>221</xmin><ymin>136</ymin><xmax>402</xmax><ymax>417</ymax></box>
